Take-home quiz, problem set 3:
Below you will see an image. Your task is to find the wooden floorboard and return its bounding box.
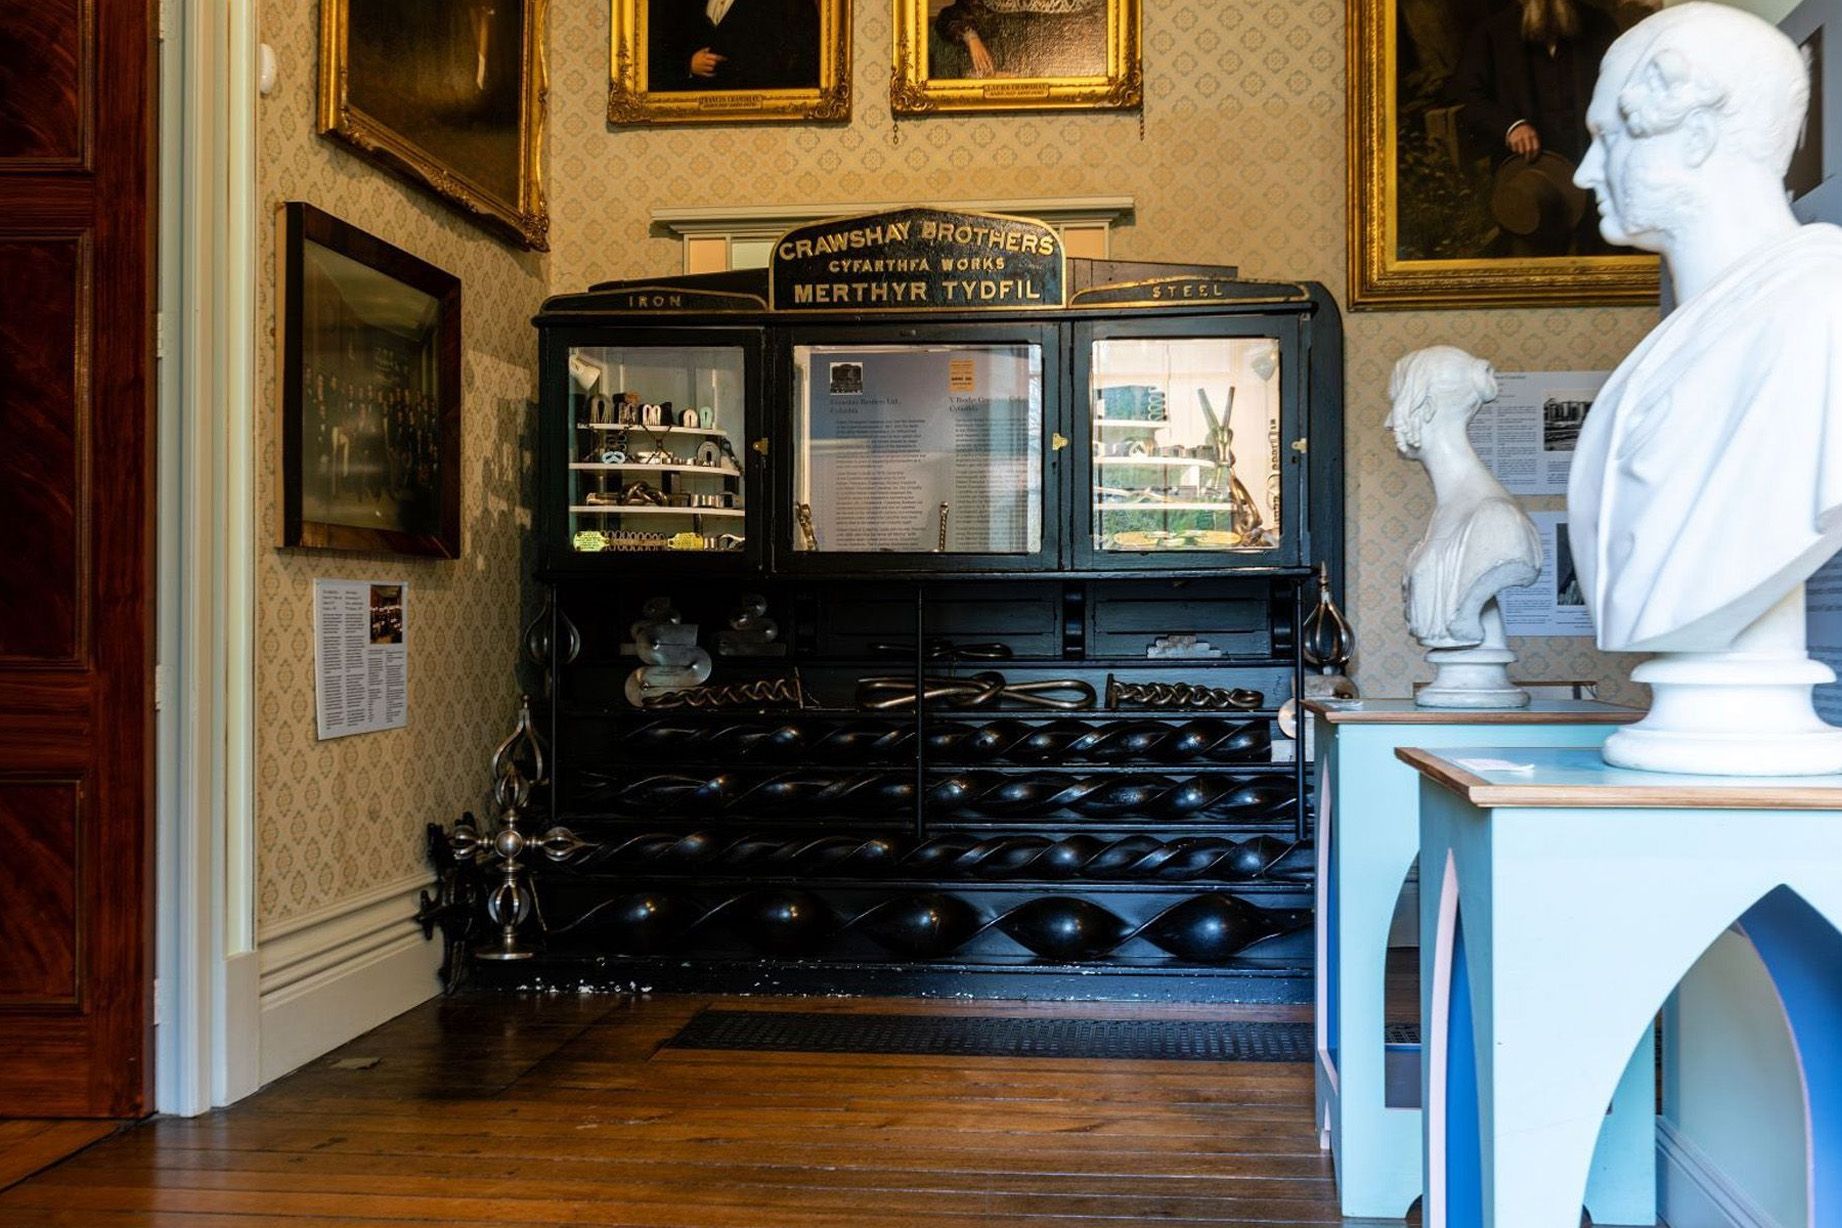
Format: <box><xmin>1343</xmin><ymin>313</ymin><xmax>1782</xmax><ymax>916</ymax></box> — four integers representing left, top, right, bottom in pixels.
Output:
<box><xmin>0</xmin><ymin>994</ymin><xmax>1372</xmax><ymax>1226</ymax></box>
<box><xmin>0</xmin><ymin>1120</ymin><xmax>120</xmax><ymax>1192</ymax></box>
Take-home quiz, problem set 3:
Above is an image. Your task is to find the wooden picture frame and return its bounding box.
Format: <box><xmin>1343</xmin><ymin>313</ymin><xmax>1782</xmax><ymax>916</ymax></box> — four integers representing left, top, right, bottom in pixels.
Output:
<box><xmin>608</xmin><ymin>0</ymin><xmax>851</xmax><ymax>125</ymax></box>
<box><xmin>280</xmin><ymin>203</ymin><xmax>463</xmax><ymax>559</ymax></box>
<box><xmin>891</xmin><ymin>0</ymin><xmax>1141</xmax><ymax>116</ymax></box>
<box><xmin>319</xmin><ymin>0</ymin><xmax>549</xmax><ymax>250</ymax></box>
<box><xmin>1347</xmin><ymin>0</ymin><xmax>1658</xmax><ymax>310</ymax></box>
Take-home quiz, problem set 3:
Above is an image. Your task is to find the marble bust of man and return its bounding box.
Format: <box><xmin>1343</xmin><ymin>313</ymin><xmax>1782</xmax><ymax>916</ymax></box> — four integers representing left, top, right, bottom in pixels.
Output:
<box><xmin>1389</xmin><ymin>346</ymin><xmax>1543</xmax><ymax>707</ymax></box>
<box><xmin>1568</xmin><ymin>2</ymin><xmax>1842</xmax><ymax>773</ymax></box>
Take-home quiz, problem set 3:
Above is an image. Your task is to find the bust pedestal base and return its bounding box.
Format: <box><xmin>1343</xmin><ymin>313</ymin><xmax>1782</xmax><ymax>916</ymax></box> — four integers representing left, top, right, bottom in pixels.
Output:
<box><xmin>1417</xmin><ymin>600</ymin><xmax>1529</xmax><ymax>710</ymax></box>
<box><xmin>1605</xmin><ymin>652</ymin><xmax>1842</xmax><ymax>776</ymax></box>
<box><xmin>1418</xmin><ymin>645</ymin><xmax>1529</xmax><ymax>710</ymax></box>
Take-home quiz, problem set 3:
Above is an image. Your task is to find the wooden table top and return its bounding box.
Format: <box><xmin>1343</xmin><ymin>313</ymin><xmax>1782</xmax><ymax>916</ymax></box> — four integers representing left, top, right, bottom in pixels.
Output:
<box><xmin>1398</xmin><ymin>745</ymin><xmax>1842</xmax><ymax>810</ymax></box>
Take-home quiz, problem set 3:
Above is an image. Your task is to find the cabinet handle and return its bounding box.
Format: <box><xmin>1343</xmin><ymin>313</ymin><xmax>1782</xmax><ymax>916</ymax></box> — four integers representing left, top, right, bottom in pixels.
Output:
<box><xmin>751</xmin><ymin>438</ymin><xmax>769</xmax><ymax>455</ymax></box>
<box><xmin>1051</xmin><ymin>432</ymin><xmax>1069</xmax><ymax>451</ymax></box>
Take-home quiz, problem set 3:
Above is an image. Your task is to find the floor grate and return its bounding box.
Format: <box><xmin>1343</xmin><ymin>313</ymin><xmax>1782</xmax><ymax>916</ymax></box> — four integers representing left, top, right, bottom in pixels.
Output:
<box><xmin>664</xmin><ymin>1011</ymin><xmax>1421</xmax><ymax>1062</ymax></box>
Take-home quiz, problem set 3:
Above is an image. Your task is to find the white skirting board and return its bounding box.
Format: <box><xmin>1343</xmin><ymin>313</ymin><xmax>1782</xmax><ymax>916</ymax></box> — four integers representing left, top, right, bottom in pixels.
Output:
<box><xmin>256</xmin><ymin>875</ymin><xmax>442</xmax><ymax>1086</ymax></box>
<box><xmin>1658</xmin><ymin>1117</ymin><xmax>1788</xmax><ymax>1228</ymax></box>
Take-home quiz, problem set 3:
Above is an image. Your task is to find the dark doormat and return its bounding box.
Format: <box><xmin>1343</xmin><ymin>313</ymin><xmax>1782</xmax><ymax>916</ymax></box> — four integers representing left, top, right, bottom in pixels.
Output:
<box><xmin>664</xmin><ymin>1010</ymin><xmax>1421</xmax><ymax>1062</ymax></box>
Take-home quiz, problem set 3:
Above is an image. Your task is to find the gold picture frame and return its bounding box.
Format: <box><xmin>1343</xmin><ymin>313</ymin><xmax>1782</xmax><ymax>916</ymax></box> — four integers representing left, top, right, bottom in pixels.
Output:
<box><xmin>1347</xmin><ymin>0</ymin><xmax>1657</xmax><ymax>310</ymax></box>
<box><xmin>892</xmin><ymin>0</ymin><xmax>1141</xmax><ymax>115</ymax></box>
<box><xmin>608</xmin><ymin>0</ymin><xmax>851</xmax><ymax>125</ymax></box>
<box><xmin>319</xmin><ymin>0</ymin><xmax>549</xmax><ymax>251</ymax></box>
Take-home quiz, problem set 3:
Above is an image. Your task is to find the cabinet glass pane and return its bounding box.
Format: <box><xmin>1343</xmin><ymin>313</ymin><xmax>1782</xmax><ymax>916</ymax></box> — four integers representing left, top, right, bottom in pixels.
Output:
<box><xmin>1091</xmin><ymin>337</ymin><xmax>1281</xmax><ymax>553</ymax></box>
<box><xmin>565</xmin><ymin>345</ymin><xmax>746</xmax><ymax>555</ymax></box>
<box><xmin>791</xmin><ymin>344</ymin><xmax>1043</xmax><ymax>554</ymax></box>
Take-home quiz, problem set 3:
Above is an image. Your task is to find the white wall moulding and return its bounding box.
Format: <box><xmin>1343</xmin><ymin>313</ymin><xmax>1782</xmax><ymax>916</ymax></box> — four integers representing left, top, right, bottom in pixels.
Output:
<box><xmin>257</xmin><ymin>876</ymin><xmax>441</xmax><ymax>1085</ymax></box>
<box><xmin>1658</xmin><ymin>1118</ymin><xmax>1788</xmax><ymax>1228</ymax></box>
<box><xmin>653</xmin><ymin>197</ymin><xmax>1136</xmax><ymax>271</ymax></box>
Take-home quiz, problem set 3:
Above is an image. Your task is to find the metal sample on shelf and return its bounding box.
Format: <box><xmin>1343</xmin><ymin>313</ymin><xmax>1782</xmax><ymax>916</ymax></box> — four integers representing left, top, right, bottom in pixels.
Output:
<box><xmin>714</xmin><ymin>592</ymin><xmax>784</xmax><ymax>657</ymax></box>
<box><xmin>856</xmin><ymin>672</ymin><xmax>1097</xmax><ymax>711</ymax></box>
<box><xmin>1104</xmin><ymin>675</ymin><xmax>1264</xmax><ymax>711</ymax></box>
<box><xmin>625</xmin><ymin>598</ymin><xmax>713</xmax><ymax>706</ymax></box>
<box><xmin>641</xmin><ymin>675</ymin><xmax>808</xmax><ymax>710</ymax></box>
<box><xmin>1302</xmin><ymin>561</ymin><xmax>1358</xmax><ymax>700</ymax></box>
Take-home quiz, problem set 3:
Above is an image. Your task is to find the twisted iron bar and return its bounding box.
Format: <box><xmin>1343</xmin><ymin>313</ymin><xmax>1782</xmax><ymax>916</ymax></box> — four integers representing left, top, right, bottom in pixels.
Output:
<box><xmin>566</xmin><ymin>829</ymin><xmax>1311</xmax><ymax>882</ymax></box>
<box><xmin>614</xmin><ymin>715</ymin><xmax>1271</xmax><ymax>766</ymax></box>
<box><xmin>858</xmin><ymin>672</ymin><xmax>1097</xmax><ymax>711</ymax></box>
<box><xmin>641</xmin><ymin>676</ymin><xmax>807</xmax><ymax>710</ymax></box>
<box><xmin>549</xmin><ymin>886</ymin><xmax>1311</xmax><ymax>963</ymax></box>
<box><xmin>1105</xmin><ymin>675</ymin><xmax>1265</xmax><ymax>712</ymax></box>
<box><xmin>575</xmin><ymin>768</ymin><xmax>1297</xmax><ymax>821</ymax></box>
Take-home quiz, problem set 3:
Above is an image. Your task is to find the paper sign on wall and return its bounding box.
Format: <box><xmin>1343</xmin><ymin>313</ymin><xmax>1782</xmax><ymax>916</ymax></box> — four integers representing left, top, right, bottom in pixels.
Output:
<box><xmin>314</xmin><ymin>579</ymin><xmax>409</xmax><ymax>739</ymax></box>
<box><xmin>1499</xmin><ymin>511</ymin><xmax>1595</xmax><ymax>638</ymax></box>
<box><xmin>1467</xmin><ymin>370</ymin><xmax>1610</xmax><ymax>496</ymax></box>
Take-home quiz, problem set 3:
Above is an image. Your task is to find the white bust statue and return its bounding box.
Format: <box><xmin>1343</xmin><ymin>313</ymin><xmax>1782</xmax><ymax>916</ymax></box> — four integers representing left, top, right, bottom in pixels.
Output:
<box><xmin>1568</xmin><ymin>2</ymin><xmax>1842</xmax><ymax>774</ymax></box>
<box><xmin>1389</xmin><ymin>346</ymin><xmax>1543</xmax><ymax>708</ymax></box>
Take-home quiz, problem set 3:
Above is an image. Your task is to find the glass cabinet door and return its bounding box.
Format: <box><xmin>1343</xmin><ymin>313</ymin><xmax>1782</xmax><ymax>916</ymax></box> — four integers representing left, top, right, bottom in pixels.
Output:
<box><xmin>1077</xmin><ymin>324</ymin><xmax>1296</xmax><ymax>566</ymax></box>
<box><xmin>780</xmin><ymin>329</ymin><xmax>1056</xmax><ymax>570</ymax></box>
<box><xmin>562</xmin><ymin>342</ymin><xmax>749</xmax><ymax>558</ymax></box>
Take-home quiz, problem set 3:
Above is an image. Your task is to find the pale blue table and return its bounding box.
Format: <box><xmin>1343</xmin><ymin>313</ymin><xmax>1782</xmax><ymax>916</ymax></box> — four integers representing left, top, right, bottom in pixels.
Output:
<box><xmin>1308</xmin><ymin>699</ymin><xmax>1647</xmax><ymax>1221</ymax></box>
<box><xmin>1404</xmin><ymin>745</ymin><xmax>1842</xmax><ymax>1228</ymax></box>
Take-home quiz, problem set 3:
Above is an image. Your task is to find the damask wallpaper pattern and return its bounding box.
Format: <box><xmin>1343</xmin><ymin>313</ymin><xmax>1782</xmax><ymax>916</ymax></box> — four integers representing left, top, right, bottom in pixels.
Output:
<box><xmin>255</xmin><ymin>0</ymin><xmax>1651</xmax><ymax>928</ymax></box>
<box><xmin>254</xmin><ymin>2</ymin><xmax>547</xmax><ymax>927</ymax></box>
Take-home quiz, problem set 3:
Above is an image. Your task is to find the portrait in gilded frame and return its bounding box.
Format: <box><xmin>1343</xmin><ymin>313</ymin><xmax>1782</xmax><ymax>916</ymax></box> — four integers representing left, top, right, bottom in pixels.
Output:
<box><xmin>609</xmin><ymin>0</ymin><xmax>852</xmax><ymax>124</ymax></box>
<box><xmin>280</xmin><ymin>204</ymin><xmax>463</xmax><ymax>560</ymax></box>
<box><xmin>319</xmin><ymin>0</ymin><xmax>549</xmax><ymax>250</ymax></box>
<box><xmin>1349</xmin><ymin>0</ymin><xmax>1661</xmax><ymax>308</ymax></box>
<box><xmin>892</xmin><ymin>0</ymin><xmax>1141</xmax><ymax>115</ymax></box>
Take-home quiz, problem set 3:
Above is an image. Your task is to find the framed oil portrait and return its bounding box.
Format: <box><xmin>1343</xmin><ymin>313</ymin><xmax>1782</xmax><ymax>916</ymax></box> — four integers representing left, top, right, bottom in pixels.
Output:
<box><xmin>1349</xmin><ymin>0</ymin><xmax>1661</xmax><ymax>309</ymax></box>
<box><xmin>319</xmin><ymin>0</ymin><xmax>549</xmax><ymax>250</ymax></box>
<box><xmin>280</xmin><ymin>204</ymin><xmax>462</xmax><ymax>560</ymax></box>
<box><xmin>608</xmin><ymin>0</ymin><xmax>852</xmax><ymax>125</ymax></box>
<box><xmin>892</xmin><ymin>0</ymin><xmax>1141</xmax><ymax>114</ymax></box>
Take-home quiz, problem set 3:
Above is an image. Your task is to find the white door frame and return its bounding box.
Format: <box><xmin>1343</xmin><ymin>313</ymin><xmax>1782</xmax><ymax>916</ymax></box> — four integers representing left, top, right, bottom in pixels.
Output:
<box><xmin>154</xmin><ymin>0</ymin><xmax>263</xmax><ymax>1116</ymax></box>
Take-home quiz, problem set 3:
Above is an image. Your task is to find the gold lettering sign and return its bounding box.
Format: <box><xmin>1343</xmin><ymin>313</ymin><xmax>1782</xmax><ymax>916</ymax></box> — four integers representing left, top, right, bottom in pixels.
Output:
<box><xmin>770</xmin><ymin>207</ymin><xmax>1064</xmax><ymax>312</ymax></box>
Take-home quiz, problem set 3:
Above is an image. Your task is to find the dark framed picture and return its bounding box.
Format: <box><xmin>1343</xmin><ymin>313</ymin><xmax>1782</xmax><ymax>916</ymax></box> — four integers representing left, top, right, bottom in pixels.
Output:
<box><xmin>1348</xmin><ymin>0</ymin><xmax>1661</xmax><ymax>309</ymax></box>
<box><xmin>609</xmin><ymin>0</ymin><xmax>851</xmax><ymax>125</ymax></box>
<box><xmin>280</xmin><ymin>203</ymin><xmax>462</xmax><ymax>559</ymax></box>
<box><xmin>892</xmin><ymin>0</ymin><xmax>1141</xmax><ymax>115</ymax></box>
<box><xmin>319</xmin><ymin>0</ymin><xmax>549</xmax><ymax>250</ymax></box>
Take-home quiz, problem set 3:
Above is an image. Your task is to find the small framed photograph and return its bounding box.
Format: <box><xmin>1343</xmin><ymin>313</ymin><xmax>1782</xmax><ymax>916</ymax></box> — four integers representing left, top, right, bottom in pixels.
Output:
<box><xmin>892</xmin><ymin>0</ymin><xmax>1141</xmax><ymax>115</ymax></box>
<box><xmin>319</xmin><ymin>0</ymin><xmax>549</xmax><ymax>250</ymax></box>
<box><xmin>609</xmin><ymin>0</ymin><xmax>852</xmax><ymax>125</ymax></box>
<box><xmin>280</xmin><ymin>203</ymin><xmax>462</xmax><ymax>559</ymax></box>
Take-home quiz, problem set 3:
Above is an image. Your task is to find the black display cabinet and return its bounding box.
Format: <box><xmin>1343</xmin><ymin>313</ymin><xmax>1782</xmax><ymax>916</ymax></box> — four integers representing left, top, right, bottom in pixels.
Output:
<box><xmin>502</xmin><ymin>209</ymin><xmax>1344</xmax><ymax>1002</ymax></box>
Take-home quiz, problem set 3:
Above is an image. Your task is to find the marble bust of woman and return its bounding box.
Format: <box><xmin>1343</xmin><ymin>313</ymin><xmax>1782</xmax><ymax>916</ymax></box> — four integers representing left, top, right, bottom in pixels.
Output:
<box><xmin>1388</xmin><ymin>346</ymin><xmax>1543</xmax><ymax>708</ymax></box>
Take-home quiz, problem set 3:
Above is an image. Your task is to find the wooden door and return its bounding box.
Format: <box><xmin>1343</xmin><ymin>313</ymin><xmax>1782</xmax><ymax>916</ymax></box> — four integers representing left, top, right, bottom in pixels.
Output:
<box><xmin>0</xmin><ymin>0</ymin><xmax>156</xmax><ymax>1116</ymax></box>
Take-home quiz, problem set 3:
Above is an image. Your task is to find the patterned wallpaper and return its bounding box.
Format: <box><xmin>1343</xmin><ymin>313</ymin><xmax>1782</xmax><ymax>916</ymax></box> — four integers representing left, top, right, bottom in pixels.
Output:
<box><xmin>255</xmin><ymin>0</ymin><xmax>1655</xmax><ymax>928</ymax></box>
<box><xmin>544</xmin><ymin>0</ymin><xmax>1653</xmax><ymax>700</ymax></box>
<box><xmin>253</xmin><ymin>1</ymin><xmax>548</xmax><ymax>927</ymax></box>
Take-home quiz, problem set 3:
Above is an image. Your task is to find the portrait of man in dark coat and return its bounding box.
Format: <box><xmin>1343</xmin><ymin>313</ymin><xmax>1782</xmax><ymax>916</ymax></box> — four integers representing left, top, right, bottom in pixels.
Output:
<box><xmin>648</xmin><ymin>0</ymin><xmax>823</xmax><ymax>91</ymax></box>
<box><xmin>1390</xmin><ymin>0</ymin><xmax>1655</xmax><ymax>261</ymax></box>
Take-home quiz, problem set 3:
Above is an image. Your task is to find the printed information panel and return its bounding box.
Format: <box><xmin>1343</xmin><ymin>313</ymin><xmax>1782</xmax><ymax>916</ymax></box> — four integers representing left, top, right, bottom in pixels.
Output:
<box><xmin>314</xmin><ymin>579</ymin><xmax>409</xmax><ymax>739</ymax></box>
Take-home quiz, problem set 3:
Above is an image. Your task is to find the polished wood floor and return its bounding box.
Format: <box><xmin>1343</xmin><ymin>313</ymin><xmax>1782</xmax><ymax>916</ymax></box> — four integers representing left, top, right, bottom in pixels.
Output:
<box><xmin>0</xmin><ymin>993</ymin><xmax>1386</xmax><ymax>1226</ymax></box>
<box><xmin>0</xmin><ymin>1121</ymin><xmax>119</xmax><ymax>1194</ymax></box>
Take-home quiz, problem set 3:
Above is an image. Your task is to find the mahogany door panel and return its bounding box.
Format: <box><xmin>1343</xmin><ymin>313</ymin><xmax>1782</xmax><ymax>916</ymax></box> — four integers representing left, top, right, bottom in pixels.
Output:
<box><xmin>0</xmin><ymin>0</ymin><xmax>91</xmax><ymax>168</ymax></box>
<box><xmin>0</xmin><ymin>0</ymin><xmax>154</xmax><ymax>1118</ymax></box>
